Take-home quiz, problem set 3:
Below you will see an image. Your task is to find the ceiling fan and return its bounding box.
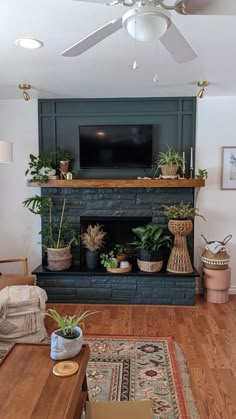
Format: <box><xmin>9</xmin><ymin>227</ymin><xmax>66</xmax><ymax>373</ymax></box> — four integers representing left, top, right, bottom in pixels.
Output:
<box><xmin>61</xmin><ymin>0</ymin><xmax>236</xmax><ymax>63</ymax></box>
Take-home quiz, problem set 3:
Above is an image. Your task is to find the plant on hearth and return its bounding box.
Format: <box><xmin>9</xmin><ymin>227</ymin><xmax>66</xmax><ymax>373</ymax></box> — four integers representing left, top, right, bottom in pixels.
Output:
<box><xmin>22</xmin><ymin>195</ymin><xmax>79</xmax><ymax>271</ymax></box>
<box><xmin>159</xmin><ymin>201</ymin><xmax>206</xmax><ymax>220</ymax></box>
<box><xmin>81</xmin><ymin>224</ymin><xmax>106</xmax><ymax>252</ymax></box>
<box><xmin>100</xmin><ymin>250</ymin><xmax>118</xmax><ymax>269</ymax></box>
<box><xmin>130</xmin><ymin>224</ymin><xmax>172</xmax><ymax>273</ymax></box>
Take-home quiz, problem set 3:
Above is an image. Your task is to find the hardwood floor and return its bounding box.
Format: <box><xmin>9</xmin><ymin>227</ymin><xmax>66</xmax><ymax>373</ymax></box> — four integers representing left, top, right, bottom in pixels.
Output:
<box><xmin>46</xmin><ymin>295</ymin><xmax>236</xmax><ymax>419</ymax></box>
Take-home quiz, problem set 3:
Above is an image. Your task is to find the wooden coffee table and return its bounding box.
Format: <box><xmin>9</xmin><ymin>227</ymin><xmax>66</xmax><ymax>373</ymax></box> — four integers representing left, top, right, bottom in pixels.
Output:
<box><xmin>0</xmin><ymin>342</ymin><xmax>90</xmax><ymax>418</ymax></box>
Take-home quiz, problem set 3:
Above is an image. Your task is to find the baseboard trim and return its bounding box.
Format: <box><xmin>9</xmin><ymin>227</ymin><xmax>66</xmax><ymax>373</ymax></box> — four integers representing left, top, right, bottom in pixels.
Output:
<box><xmin>229</xmin><ymin>286</ymin><xmax>236</xmax><ymax>294</ymax></box>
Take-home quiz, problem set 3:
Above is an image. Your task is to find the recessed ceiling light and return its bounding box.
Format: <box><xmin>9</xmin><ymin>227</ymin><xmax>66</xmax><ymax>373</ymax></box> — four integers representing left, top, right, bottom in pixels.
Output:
<box><xmin>15</xmin><ymin>38</ymin><xmax>43</xmax><ymax>49</ymax></box>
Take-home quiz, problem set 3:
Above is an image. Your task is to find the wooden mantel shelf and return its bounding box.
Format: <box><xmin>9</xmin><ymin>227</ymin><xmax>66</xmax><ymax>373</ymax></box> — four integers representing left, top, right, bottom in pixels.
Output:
<box><xmin>27</xmin><ymin>178</ymin><xmax>205</xmax><ymax>188</ymax></box>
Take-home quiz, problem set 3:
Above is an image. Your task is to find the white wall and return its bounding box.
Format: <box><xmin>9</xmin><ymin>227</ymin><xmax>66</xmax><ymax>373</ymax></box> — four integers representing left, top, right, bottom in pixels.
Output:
<box><xmin>0</xmin><ymin>97</ymin><xmax>235</xmax><ymax>291</ymax></box>
<box><xmin>195</xmin><ymin>97</ymin><xmax>236</xmax><ymax>292</ymax></box>
<box><xmin>0</xmin><ymin>99</ymin><xmax>41</xmax><ymax>274</ymax></box>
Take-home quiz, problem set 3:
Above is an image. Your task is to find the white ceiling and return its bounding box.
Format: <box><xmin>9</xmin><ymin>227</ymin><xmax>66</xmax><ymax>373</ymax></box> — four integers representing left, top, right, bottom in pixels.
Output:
<box><xmin>1</xmin><ymin>0</ymin><xmax>236</xmax><ymax>100</ymax></box>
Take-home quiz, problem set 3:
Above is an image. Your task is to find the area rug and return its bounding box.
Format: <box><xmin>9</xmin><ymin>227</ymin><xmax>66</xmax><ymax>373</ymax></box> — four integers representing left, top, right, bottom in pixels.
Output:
<box><xmin>0</xmin><ymin>336</ymin><xmax>199</xmax><ymax>419</ymax></box>
<box><xmin>84</xmin><ymin>336</ymin><xmax>199</xmax><ymax>419</ymax></box>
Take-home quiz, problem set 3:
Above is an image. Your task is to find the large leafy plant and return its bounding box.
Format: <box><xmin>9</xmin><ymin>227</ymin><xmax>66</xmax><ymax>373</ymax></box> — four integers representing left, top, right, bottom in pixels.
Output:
<box><xmin>45</xmin><ymin>308</ymin><xmax>98</xmax><ymax>338</ymax></box>
<box><xmin>131</xmin><ymin>224</ymin><xmax>172</xmax><ymax>251</ymax></box>
<box><xmin>25</xmin><ymin>152</ymin><xmax>55</xmax><ymax>184</ymax></box>
<box><xmin>22</xmin><ymin>195</ymin><xmax>79</xmax><ymax>248</ymax></box>
<box><xmin>160</xmin><ymin>201</ymin><xmax>205</xmax><ymax>220</ymax></box>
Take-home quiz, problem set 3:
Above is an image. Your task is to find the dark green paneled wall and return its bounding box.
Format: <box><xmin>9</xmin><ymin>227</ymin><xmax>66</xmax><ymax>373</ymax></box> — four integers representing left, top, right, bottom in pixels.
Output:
<box><xmin>38</xmin><ymin>97</ymin><xmax>196</xmax><ymax>179</ymax></box>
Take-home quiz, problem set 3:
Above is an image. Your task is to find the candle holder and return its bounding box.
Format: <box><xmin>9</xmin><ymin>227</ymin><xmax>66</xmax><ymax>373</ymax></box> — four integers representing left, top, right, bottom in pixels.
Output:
<box><xmin>189</xmin><ymin>168</ymin><xmax>193</xmax><ymax>179</ymax></box>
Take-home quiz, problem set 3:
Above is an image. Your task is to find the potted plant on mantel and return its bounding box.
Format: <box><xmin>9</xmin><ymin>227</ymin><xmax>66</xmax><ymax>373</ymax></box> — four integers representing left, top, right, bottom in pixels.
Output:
<box><xmin>81</xmin><ymin>224</ymin><xmax>106</xmax><ymax>269</ymax></box>
<box><xmin>130</xmin><ymin>223</ymin><xmax>172</xmax><ymax>273</ymax></box>
<box><xmin>160</xmin><ymin>201</ymin><xmax>205</xmax><ymax>274</ymax></box>
<box><xmin>45</xmin><ymin>308</ymin><xmax>98</xmax><ymax>360</ymax></box>
<box><xmin>56</xmin><ymin>145</ymin><xmax>74</xmax><ymax>178</ymax></box>
<box><xmin>25</xmin><ymin>152</ymin><xmax>57</xmax><ymax>184</ymax></box>
<box><xmin>153</xmin><ymin>146</ymin><xmax>183</xmax><ymax>179</ymax></box>
<box><xmin>22</xmin><ymin>195</ymin><xmax>79</xmax><ymax>271</ymax></box>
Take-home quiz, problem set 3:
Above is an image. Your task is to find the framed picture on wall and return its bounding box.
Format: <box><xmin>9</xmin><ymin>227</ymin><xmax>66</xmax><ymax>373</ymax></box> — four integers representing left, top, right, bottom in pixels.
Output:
<box><xmin>221</xmin><ymin>146</ymin><xmax>236</xmax><ymax>189</ymax></box>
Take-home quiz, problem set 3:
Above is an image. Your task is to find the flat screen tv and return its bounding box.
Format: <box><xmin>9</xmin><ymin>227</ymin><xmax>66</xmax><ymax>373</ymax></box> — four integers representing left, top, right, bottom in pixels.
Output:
<box><xmin>79</xmin><ymin>124</ymin><xmax>153</xmax><ymax>168</ymax></box>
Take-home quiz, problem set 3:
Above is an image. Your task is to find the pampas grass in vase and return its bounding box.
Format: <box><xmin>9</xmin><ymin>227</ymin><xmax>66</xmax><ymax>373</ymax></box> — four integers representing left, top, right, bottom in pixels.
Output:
<box><xmin>81</xmin><ymin>224</ymin><xmax>106</xmax><ymax>269</ymax></box>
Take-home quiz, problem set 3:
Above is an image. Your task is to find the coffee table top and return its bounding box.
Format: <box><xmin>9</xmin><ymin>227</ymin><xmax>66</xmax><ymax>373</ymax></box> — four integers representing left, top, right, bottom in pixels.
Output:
<box><xmin>0</xmin><ymin>342</ymin><xmax>90</xmax><ymax>419</ymax></box>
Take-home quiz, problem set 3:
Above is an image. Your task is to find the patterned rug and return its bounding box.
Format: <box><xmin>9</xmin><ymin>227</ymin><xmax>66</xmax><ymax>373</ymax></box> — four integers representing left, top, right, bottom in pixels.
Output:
<box><xmin>84</xmin><ymin>336</ymin><xmax>199</xmax><ymax>419</ymax></box>
<box><xmin>0</xmin><ymin>336</ymin><xmax>199</xmax><ymax>419</ymax></box>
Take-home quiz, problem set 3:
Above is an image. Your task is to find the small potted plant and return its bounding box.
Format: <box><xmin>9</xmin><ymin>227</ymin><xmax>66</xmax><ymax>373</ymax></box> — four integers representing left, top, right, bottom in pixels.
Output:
<box><xmin>153</xmin><ymin>146</ymin><xmax>183</xmax><ymax>179</ymax></box>
<box><xmin>56</xmin><ymin>146</ymin><xmax>74</xmax><ymax>178</ymax></box>
<box><xmin>113</xmin><ymin>244</ymin><xmax>127</xmax><ymax>261</ymax></box>
<box><xmin>100</xmin><ymin>250</ymin><xmax>118</xmax><ymax>270</ymax></box>
<box><xmin>25</xmin><ymin>152</ymin><xmax>56</xmax><ymax>184</ymax></box>
<box><xmin>45</xmin><ymin>308</ymin><xmax>98</xmax><ymax>360</ymax></box>
<box><xmin>23</xmin><ymin>195</ymin><xmax>79</xmax><ymax>271</ymax></box>
<box><xmin>195</xmin><ymin>168</ymin><xmax>208</xmax><ymax>179</ymax></box>
<box><xmin>130</xmin><ymin>223</ymin><xmax>172</xmax><ymax>272</ymax></box>
<box><xmin>160</xmin><ymin>201</ymin><xmax>205</xmax><ymax>274</ymax></box>
<box><xmin>81</xmin><ymin>224</ymin><xmax>106</xmax><ymax>269</ymax></box>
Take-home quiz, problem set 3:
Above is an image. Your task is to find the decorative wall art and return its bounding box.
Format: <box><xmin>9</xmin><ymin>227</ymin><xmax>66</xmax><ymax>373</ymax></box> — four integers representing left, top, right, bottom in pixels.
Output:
<box><xmin>221</xmin><ymin>146</ymin><xmax>236</xmax><ymax>190</ymax></box>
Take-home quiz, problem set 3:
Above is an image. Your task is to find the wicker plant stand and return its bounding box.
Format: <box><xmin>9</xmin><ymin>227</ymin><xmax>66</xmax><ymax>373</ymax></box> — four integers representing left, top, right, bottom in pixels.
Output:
<box><xmin>167</xmin><ymin>219</ymin><xmax>193</xmax><ymax>274</ymax></box>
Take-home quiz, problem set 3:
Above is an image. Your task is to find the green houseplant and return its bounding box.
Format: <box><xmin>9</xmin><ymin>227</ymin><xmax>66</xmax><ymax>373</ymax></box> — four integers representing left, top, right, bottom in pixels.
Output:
<box><xmin>56</xmin><ymin>146</ymin><xmax>74</xmax><ymax>178</ymax></box>
<box><xmin>45</xmin><ymin>308</ymin><xmax>98</xmax><ymax>360</ymax></box>
<box><xmin>160</xmin><ymin>201</ymin><xmax>205</xmax><ymax>274</ymax></box>
<box><xmin>22</xmin><ymin>195</ymin><xmax>79</xmax><ymax>271</ymax></box>
<box><xmin>100</xmin><ymin>250</ymin><xmax>118</xmax><ymax>269</ymax></box>
<box><xmin>153</xmin><ymin>146</ymin><xmax>183</xmax><ymax>178</ymax></box>
<box><xmin>81</xmin><ymin>224</ymin><xmax>106</xmax><ymax>269</ymax></box>
<box><xmin>25</xmin><ymin>152</ymin><xmax>56</xmax><ymax>184</ymax></box>
<box><xmin>131</xmin><ymin>224</ymin><xmax>172</xmax><ymax>272</ymax></box>
<box><xmin>195</xmin><ymin>168</ymin><xmax>208</xmax><ymax>180</ymax></box>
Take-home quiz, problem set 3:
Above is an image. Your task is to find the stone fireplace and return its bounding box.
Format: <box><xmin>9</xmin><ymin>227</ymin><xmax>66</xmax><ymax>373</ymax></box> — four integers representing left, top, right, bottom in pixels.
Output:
<box><xmin>33</xmin><ymin>185</ymin><xmax>197</xmax><ymax>306</ymax></box>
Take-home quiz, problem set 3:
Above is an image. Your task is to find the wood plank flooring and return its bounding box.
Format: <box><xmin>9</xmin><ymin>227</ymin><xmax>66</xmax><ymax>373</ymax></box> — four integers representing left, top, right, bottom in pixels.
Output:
<box><xmin>45</xmin><ymin>296</ymin><xmax>236</xmax><ymax>419</ymax></box>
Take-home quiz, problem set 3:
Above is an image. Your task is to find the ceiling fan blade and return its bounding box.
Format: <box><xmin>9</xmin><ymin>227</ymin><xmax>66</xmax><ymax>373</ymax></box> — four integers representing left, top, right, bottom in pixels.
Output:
<box><xmin>61</xmin><ymin>18</ymin><xmax>123</xmax><ymax>57</ymax></box>
<box><xmin>175</xmin><ymin>0</ymin><xmax>236</xmax><ymax>15</ymax></box>
<box><xmin>73</xmin><ymin>0</ymin><xmax>107</xmax><ymax>4</ymax></box>
<box><xmin>160</xmin><ymin>21</ymin><xmax>197</xmax><ymax>63</ymax></box>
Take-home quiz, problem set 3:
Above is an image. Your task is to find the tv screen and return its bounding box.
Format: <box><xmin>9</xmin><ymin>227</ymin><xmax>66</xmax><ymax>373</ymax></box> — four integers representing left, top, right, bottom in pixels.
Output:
<box><xmin>79</xmin><ymin>124</ymin><xmax>153</xmax><ymax>168</ymax></box>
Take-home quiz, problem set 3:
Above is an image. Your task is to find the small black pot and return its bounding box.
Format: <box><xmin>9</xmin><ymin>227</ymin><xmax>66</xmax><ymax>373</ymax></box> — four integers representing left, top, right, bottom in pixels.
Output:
<box><xmin>85</xmin><ymin>250</ymin><xmax>99</xmax><ymax>270</ymax></box>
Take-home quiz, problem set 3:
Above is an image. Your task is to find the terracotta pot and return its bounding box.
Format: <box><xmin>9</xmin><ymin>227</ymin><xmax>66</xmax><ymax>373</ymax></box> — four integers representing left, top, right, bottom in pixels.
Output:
<box><xmin>160</xmin><ymin>164</ymin><xmax>178</xmax><ymax>177</ymax></box>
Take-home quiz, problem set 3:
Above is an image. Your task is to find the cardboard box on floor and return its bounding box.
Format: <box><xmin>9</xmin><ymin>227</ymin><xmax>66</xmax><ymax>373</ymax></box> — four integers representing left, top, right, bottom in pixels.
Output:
<box><xmin>85</xmin><ymin>400</ymin><xmax>153</xmax><ymax>419</ymax></box>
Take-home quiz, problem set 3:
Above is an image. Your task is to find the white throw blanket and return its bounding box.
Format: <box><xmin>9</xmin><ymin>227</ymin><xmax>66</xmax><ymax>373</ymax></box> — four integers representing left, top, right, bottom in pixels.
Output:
<box><xmin>0</xmin><ymin>285</ymin><xmax>48</xmax><ymax>343</ymax></box>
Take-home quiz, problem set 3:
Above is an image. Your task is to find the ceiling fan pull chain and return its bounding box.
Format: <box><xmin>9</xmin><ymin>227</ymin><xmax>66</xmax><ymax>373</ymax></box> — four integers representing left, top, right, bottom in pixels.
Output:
<box><xmin>153</xmin><ymin>40</ymin><xmax>159</xmax><ymax>82</ymax></box>
<box><xmin>132</xmin><ymin>10</ymin><xmax>138</xmax><ymax>70</ymax></box>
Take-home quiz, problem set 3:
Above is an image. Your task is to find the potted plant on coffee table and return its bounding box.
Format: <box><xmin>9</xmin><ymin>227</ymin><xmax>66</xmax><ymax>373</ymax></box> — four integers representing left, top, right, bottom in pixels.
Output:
<box><xmin>81</xmin><ymin>224</ymin><xmax>106</xmax><ymax>269</ymax></box>
<box><xmin>153</xmin><ymin>146</ymin><xmax>183</xmax><ymax>179</ymax></box>
<box><xmin>160</xmin><ymin>201</ymin><xmax>205</xmax><ymax>274</ymax></box>
<box><xmin>130</xmin><ymin>223</ymin><xmax>172</xmax><ymax>272</ymax></box>
<box><xmin>23</xmin><ymin>195</ymin><xmax>79</xmax><ymax>271</ymax></box>
<box><xmin>45</xmin><ymin>308</ymin><xmax>98</xmax><ymax>360</ymax></box>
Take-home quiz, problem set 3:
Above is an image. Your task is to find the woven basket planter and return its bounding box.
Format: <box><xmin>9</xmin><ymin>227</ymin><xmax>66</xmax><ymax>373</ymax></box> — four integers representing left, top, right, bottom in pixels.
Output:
<box><xmin>47</xmin><ymin>246</ymin><xmax>72</xmax><ymax>271</ymax></box>
<box><xmin>167</xmin><ymin>219</ymin><xmax>193</xmax><ymax>274</ymax></box>
<box><xmin>137</xmin><ymin>259</ymin><xmax>163</xmax><ymax>273</ymax></box>
<box><xmin>160</xmin><ymin>164</ymin><xmax>178</xmax><ymax>177</ymax></box>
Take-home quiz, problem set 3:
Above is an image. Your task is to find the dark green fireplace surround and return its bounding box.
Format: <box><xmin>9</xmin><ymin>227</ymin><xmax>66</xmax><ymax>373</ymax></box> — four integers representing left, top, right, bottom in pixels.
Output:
<box><xmin>33</xmin><ymin>97</ymin><xmax>199</xmax><ymax>306</ymax></box>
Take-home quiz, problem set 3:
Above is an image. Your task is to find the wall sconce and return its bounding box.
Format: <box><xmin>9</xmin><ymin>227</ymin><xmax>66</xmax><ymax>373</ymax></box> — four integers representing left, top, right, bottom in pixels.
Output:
<box><xmin>197</xmin><ymin>81</ymin><xmax>209</xmax><ymax>99</ymax></box>
<box><xmin>18</xmin><ymin>83</ymin><xmax>31</xmax><ymax>101</ymax></box>
<box><xmin>0</xmin><ymin>141</ymin><xmax>13</xmax><ymax>163</ymax></box>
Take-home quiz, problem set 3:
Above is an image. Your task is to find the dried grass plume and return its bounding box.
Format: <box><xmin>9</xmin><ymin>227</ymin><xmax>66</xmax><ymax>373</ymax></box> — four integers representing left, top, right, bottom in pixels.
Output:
<box><xmin>81</xmin><ymin>224</ymin><xmax>106</xmax><ymax>251</ymax></box>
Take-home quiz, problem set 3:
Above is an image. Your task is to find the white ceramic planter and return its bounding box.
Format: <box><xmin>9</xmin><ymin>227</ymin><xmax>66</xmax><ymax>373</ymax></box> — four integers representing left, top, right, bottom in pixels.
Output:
<box><xmin>50</xmin><ymin>326</ymin><xmax>83</xmax><ymax>360</ymax></box>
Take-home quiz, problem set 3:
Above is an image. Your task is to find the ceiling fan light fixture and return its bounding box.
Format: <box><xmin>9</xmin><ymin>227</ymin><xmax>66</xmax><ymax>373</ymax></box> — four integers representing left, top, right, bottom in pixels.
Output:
<box><xmin>197</xmin><ymin>80</ymin><xmax>209</xmax><ymax>98</ymax></box>
<box><xmin>122</xmin><ymin>7</ymin><xmax>170</xmax><ymax>42</ymax></box>
<box><xmin>15</xmin><ymin>38</ymin><xmax>44</xmax><ymax>49</ymax></box>
<box><xmin>18</xmin><ymin>83</ymin><xmax>31</xmax><ymax>101</ymax></box>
